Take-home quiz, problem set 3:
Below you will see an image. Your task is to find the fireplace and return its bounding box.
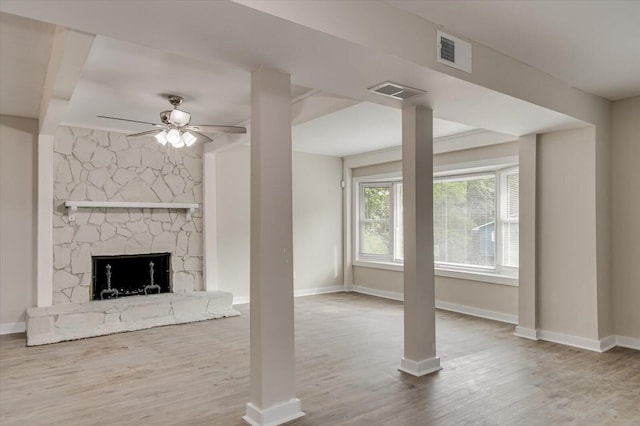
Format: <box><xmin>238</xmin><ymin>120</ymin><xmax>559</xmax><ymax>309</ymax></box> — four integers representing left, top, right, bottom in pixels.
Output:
<box><xmin>92</xmin><ymin>253</ymin><xmax>171</xmax><ymax>301</ymax></box>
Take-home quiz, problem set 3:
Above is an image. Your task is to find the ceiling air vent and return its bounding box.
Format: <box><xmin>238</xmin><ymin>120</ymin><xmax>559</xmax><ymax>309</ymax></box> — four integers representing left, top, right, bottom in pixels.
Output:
<box><xmin>437</xmin><ymin>30</ymin><xmax>472</xmax><ymax>73</ymax></box>
<box><xmin>368</xmin><ymin>82</ymin><xmax>427</xmax><ymax>100</ymax></box>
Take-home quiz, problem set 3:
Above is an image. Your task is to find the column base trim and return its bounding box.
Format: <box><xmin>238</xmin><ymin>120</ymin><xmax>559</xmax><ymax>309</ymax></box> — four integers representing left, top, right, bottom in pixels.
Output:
<box><xmin>399</xmin><ymin>357</ymin><xmax>442</xmax><ymax>377</ymax></box>
<box><xmin>243</xmin><ymin>399</ymin><xmax>304</xmax><ymax>426</ymax></box>
<box><xmin>514</xmin><ymin>326</ymin><xmax>540</xmax><ymax>340</ymax></box>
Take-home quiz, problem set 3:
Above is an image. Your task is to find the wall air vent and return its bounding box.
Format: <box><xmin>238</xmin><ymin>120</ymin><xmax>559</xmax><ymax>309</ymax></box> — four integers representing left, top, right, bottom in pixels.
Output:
<box><xmin>368</xmin><ymin>82</ymin><xmax>427</xmax><ymax>100</ymax></box>
<box><xmin>437</xmin><ymin>30</ymin><xmax>472</xmax><ymax>73</ymax></box>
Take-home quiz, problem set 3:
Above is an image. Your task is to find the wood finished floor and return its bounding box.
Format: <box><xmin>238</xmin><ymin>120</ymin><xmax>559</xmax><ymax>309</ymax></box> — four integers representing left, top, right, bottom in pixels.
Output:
<box><xmin>1</xmin><ymin>292</ymin><xmax>639</xmax><ymax>425</ymax></box>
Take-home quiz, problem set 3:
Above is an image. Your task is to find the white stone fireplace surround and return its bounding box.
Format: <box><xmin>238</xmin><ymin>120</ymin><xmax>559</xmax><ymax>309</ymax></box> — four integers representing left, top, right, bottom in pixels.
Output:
<box><xmin>50</xmin><ymin>126</ymin><xmax>205</xmax><ymax>304</ymax></box>
<box><xmin>27</xmin><ymin>126</ymin><xmax>234</xmax><ymax>345</ymax></box>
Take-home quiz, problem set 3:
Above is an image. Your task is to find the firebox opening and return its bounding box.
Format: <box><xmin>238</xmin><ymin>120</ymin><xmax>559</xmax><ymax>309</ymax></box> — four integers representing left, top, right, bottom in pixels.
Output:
<box><xmin>92</xmin><ymin>253</ymin><xmax>171</xmax><ymax>301</ymax></box>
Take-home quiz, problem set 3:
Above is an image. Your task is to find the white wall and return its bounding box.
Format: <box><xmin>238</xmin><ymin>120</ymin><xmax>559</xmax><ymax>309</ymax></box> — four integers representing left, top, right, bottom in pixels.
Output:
<box><xmin>350</xmin><ymin>142</ymin><xmax>520</xmax><ymax>319</ymax></box>
<box><xmin>0</xmin><ymin>115</ymin><xmax>37</xmax><ymax>326</ymax></box>
<box><xmin>537</xmin><ymin>126</ymin><xmax>599</xmax><ymax>339</ymax></box>
<box><xmin>293</xmin><ymin>151</ymin><xmax>344</xmax><ymax>291</ymax></box>
<box><xmin>611</xmin><ymin>96</ymin><xmax>640</xmax><ymax>340</ymax></box>
<box><xmin>216</xmin><ymin>145</ymin><xmax>343</xmax><ymax>299</ymax></box>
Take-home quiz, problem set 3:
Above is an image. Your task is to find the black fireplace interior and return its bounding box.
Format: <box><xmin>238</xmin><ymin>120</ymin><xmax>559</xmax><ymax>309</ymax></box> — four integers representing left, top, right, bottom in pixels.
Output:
<box><xmin>92</xmin><ymin>253</ymin><xmax>171</xmax><ymax>301</ymax></box>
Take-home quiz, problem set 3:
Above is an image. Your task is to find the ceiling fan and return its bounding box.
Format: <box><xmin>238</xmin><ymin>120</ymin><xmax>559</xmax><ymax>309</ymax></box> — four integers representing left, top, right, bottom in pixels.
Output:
<box><xmin>97</xmin><ymin>95</ymin><xmax>246</xmax><ymax>148</ymax></box>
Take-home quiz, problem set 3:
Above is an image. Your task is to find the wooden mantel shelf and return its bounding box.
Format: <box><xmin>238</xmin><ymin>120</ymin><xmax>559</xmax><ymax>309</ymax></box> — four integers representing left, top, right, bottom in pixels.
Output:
<box><xmin>64</xmin><ymin>201</ymin><xmax>199</xmax><ymax>221</ymax></box>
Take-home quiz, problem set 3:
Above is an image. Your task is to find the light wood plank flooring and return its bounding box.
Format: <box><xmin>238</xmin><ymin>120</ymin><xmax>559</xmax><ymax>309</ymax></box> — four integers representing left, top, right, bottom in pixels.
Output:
<box><xmin>1</xmin><ymin>292</ymin><xmax>639</xmax><ymax>425</ymax></box>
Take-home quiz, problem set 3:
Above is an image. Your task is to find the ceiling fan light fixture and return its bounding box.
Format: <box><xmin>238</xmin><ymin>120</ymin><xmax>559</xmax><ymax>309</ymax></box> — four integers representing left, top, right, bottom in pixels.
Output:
<box><xmin>166</xmin><ymin>128</ymin><xmax>181</xmax><ymax>145</ymax></box>
<box><xmin>155</xmin><ymin>130</ymin><xmax>168</xmax><ymax>145</ymax></box>
<box><xmin>168</xmin><ymin>109</ymin><xmax>191</xmax><ymax>126</ymax></box>
<box><xmin>182</xmin><ymin>131</ymin><xmax>197</xmax><ymax>147</ymax></box>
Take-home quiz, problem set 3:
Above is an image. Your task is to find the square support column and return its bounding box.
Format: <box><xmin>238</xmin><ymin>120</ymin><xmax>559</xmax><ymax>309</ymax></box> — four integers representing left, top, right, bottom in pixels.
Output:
<box><xmin>243</xmin><ymin>67</ymin><xmax>304</xmax><ymax>426</ymax></box>
<box><xmin>515</xmin><ymin>134</ymin><xmax>540</xmax><ymax>340</ymax></box>
<box><xmin>399</xmin><ymin>106</ymin><xmax>441</xmax><ymax>377</ymax></box>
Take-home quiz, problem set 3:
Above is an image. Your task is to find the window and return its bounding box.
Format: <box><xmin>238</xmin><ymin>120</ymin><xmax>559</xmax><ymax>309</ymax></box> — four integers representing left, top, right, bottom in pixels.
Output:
<box><xmin>354</xmin><ymin>166</ymin><xmax>518</xmax><ymax>279</ymax></box>
<box><xmin>433</xmin><ymin>173</ymin><xmax>496</xmax><ymax>269</ymax></box>
<box><xmin>358</xmin><ymin>181</ymin><xmax>404</xmax><ymax>263</ymax></box>
<box><xmin>500</xmin><ymin>170</ymin><xmax>519</xmax><ymax>268</ymax></box>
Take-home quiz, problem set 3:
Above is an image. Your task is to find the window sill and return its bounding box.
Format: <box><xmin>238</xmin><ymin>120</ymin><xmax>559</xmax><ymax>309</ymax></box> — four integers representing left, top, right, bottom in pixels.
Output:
<box><xmin>435</xmin><ymin>268</ymin><xmax>518</xmax><ymax>287</ymax></box>
<box><xmin>353</xmin><ymin>260</ymin><xmax>403</xmax><ymax>272</ymax></box>
<box><xmin>352</xmin><ymin>260</ymin><xmax>518</xmax><ymax>286</ymax></box>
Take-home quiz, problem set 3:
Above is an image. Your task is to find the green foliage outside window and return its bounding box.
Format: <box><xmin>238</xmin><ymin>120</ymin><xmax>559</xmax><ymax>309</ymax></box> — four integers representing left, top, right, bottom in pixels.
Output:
<box><xmin>361</xmin><ymin>186</ymin><xmax>391</xmax><ymax>255</ymax></box>
<box><xmin>433</xmin><ymin>176</ymin><xmax>496</xmax><ymax>267</ymax></box>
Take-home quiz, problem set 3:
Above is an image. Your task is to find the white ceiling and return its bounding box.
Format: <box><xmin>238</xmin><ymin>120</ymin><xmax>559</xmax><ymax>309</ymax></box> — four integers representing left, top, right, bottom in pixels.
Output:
<box><xmin>65</xmin><ymin>36</ymin><xmax>255</xmax><ymax>134</ymax></box>
<box><xmin>390</xmin><ymin>0</ymin><xmax>640</xmax><ymax>101</ymax></box>
<box><xmin>0</xmin><ymin>1</ymin><xmax>599</xmax><ymax>157</ymax></box>
<box><xmin>293</xmin><ymin>102</ymin><xmax>475</xmax><ymax>157</ymax></box>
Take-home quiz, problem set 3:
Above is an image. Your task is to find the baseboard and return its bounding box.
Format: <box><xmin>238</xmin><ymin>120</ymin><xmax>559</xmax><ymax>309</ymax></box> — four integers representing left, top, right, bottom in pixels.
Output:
<box><xmin>0</xmin><ymin>322</ymin><xmax>25</xmax><ymax>335</ymax></box>
<box><xmin>233</xmin><ymin>286</ymin><xmax>345</xmax><ymax>306</ymax></box>
<box><xmin>614</xmin><ymin>335</ymin><xmax>640</xmax><ymax>351</ymax></box>
<box><xmin>599</xmin><ymin>335</ymin><xmax>618</xmax><ymax>352</ymax></box>
<box><xmin>349</xmin><ymin>285</ymin><xmax>404</xmax><ymax>301</ymax></box>
<box><xmin>515</xmin><ymin>329</ymin><xmax>639</xmax><ymax>353</ymax></box>
<box><xmin>294</xmin><ymin>285</ymin><xmax>345</xmax><ymax>298</ymax></box>
<box><xmin>233</xmin><ymin>296</ymin><xmax>250</xmax><ymax>305</ymax></box>
<box><xmin>399</xmin><ymin>357</ymin><xmax>442</xmax><ymax>377</ymax></box>
<box><xmin>349</xmin><ymin>286</ymin><xmax>518</xmax><ymax>324</ymax></box>
<box><xmin>243</xmin><ymin>399</ymin><xmax>304</xmax><ymax>426</ymax></box>
<box><xmin>435</xmin><ymin>300</ymin><xmax>518</xmax><ymax>325</ymax></box>
<box><xmin>514</xmin><ymin>326</ymin><xmax>540</xmax><ymax>340</ymax></box>
<box><xmin>537</xmin><ymin>329</ymin><xmax>604</xmax><ymax>352</ymax></box>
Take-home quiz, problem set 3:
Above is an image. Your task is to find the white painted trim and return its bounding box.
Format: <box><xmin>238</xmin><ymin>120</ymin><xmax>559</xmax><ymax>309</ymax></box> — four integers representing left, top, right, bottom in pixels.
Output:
<box><xmin>37</xmin><ymin>134</ymin><xmax>54</xmax><ymax>307</ymax></box>
<box><xmin>599</xmin><ymin>335</ymin><xmax>617</xmax><ymax>352</ymax></box>
<box><xmin>435</xmin><ymin>268</ymin><xmax>518</xmax><ymax>287</ymax></box>
<box><xmin>233</xmin><ymin>296</ymin><xmax>250</xmax><ymax>305</ymax></box>
<box><xmin>433</xmin><ymin>129</ymin><xmax>516</xmax><ymax>154</ymax></box>
<box><xmin>342</xmin><ymin>165</ymin><xmax>354</xmax><ymax>288</ymax></box>
<box><xmin>343</xmin><ymin>146</ymin><xmax>402</xmax><ymax>169</ymax></box>
<box><xmin>515</xmin><ymin>331</ymin><xmax>639</xmax><ymax>352</ymax></box>
<box><xmin>435</xmin><ymin>300</ymin><xmax>518</xmax><ymax>325</ymax></box>
<box><xmin>399</xmin><ymin>357</ymin><xmax>442</xmax><ymax>377</ymax></box>
<box><xmin>243</xmin><ymin>399</ymin><xmax>304</xmax><ymax>426</ymax></box>
<box><xmin>203</xmin><ymin>150</ymin><xmax>218</xmax><ymax>291</ymax></box>
<box><xmin>293</xmin><ymin>286</ymin><xmax>345</xmax><ymax>298</ymax></box>
<box><xmin>349</xmin><ymin>285</ymin><xmax>404</xmax><ymax>302</ymax></box>
<box><xmin>0</xmin><ymin>322</ymin><xmax>26</xmax><ymax>335</ymax></box>
<box><xmin>342</xmin><ymin>130</ymin><xmax>517</xmax><ymax>169</ymax></box>
<box><xmin>615</xmin><ymin>335</ymin><xmax>640</xmax><ymax>351</ymax></box>
<box><xmin>514</xmin><ymin>326</ymin><xmax>540</xmax><ymax>340</ymax></box>
<box><xmin>353</xmin><ymin>260</ymin><xmax>403</xmax><ymax>272</ymax></box>
<box><xmin>233</xmin><ymin>286</ymin><xmax>345</xmax><ymax>306</ymax></box>
<box><xmin>64</xmin><ymin>201</ymin><xmax>199</xmax><ymax>221</ymax></box>
<box><xmin>349</xmin><ymin>286</ymin><xmax>518</xmax><ymax>324</ymax></box>
<box><xmin>537</xmin><ymin>330</ymin><xmax>604</xmax><ymax>352</ymax></box>
<box><xmin>433</xmin><ymin>155</ymin><xmax>519</xmax><ymax>175</ymax></box>
<box><xmin>352</xmin><ymin>261</ymin><xmax>518</xmax><ymax>286</ymax></box>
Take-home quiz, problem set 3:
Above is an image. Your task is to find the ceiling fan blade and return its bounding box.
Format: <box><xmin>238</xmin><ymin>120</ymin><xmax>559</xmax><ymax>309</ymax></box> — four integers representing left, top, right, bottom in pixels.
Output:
<box><xmin>97</xmin><ymin>115</ymin><xmax>162</xmax><ymax>127</ymax></box>
<box><xmin>186</xmin><ymin>124</ymin><xmax>247</xmax><ymax>134</ymax></box>
<box><xmin>189</xmin><ymin>130</ymin><xmax>213</xmax><ymax>143</ymax></box>
<box><xmin>127</xmin><ymin>130</ymin><xmax>161</xmax><ymax>138</ymax></box>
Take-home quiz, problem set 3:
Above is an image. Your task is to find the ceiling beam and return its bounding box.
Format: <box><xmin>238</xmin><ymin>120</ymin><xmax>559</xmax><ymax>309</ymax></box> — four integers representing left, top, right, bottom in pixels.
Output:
<box><xmin>39</xmin><ymin>26</ymin><xmax>94</xmax><ymax>135</ymax></box>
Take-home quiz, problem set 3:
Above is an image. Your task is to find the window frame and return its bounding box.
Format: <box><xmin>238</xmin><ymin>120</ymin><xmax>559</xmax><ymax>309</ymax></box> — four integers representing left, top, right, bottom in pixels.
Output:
<box><xmin>353</xmin><ymin>173</ymin><xmax>403</xmax><ymax>268</ymax></box>
<box><xmin>433</xmin><ymin>171</ymin><xmax>498</xmax><ymax>272</ymax></box>
<box><xmin>353</xmin><ymin>165</ymin><xmax>519</xmax><ymax>285</ymax></box>
<box><xmin>496</xmin><ymin>166</ymin><xmax>519</xmax><ymax>274</ymax></box>
<box><xmin>358</xmin><ymin>181</ymin><xmax>394</xmax><ymax>263</ymax></box>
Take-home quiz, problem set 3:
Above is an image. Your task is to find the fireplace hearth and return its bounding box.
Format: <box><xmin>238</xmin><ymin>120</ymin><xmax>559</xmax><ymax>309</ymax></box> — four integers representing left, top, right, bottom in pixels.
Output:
<box><xmin>92</xmin><ymin>253</ymin><xmax>171</xmax><ymax>301</ymax></box>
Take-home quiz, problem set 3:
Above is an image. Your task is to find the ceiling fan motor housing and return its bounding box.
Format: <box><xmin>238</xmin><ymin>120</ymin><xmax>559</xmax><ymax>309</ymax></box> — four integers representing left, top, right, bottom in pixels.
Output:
<box><xmin>160</xmin><ymin>109</ymin><xmax>191</xmax><ymax>126</ymax></box>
